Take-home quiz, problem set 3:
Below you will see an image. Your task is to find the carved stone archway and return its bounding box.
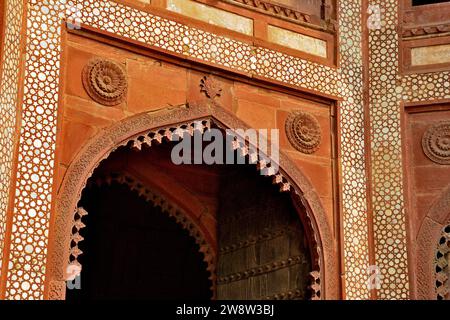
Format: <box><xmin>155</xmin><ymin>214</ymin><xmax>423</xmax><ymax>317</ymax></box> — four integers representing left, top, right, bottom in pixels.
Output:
<box><xmin>44</xmin><ymin>102</ymin><xmax>338</xmax><ymax>300</ymax></box>
<box><xmin>416</xmin><ymin>183</ymin><xmax>450</xmax><ymax>299</ymax></box>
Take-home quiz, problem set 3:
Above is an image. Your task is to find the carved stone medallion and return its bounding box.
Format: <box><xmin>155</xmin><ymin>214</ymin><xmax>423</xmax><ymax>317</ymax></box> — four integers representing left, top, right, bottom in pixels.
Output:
<box><xmin>82</xmin><ymin>58</ymin><xmax>127</xmax><ymax>106</ymax></box>
<box><xmin>422</xmin><ymin>122</ymin><xmax>450</xmax><ymax>165</ymax></box>
<box><xmin>200</xmin><ymin>75</ymin><xmax>222</xmax><ymax>99</ymax></box>
<box><xmin>285</xmin><ymin>111</ymin><xmax>321</xmax><ymax>154</ymax></box>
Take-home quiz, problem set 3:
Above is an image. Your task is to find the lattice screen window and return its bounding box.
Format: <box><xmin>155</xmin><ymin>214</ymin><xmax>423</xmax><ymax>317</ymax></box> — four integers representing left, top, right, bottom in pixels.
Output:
<box><xmin>436</xmin><ymin>225</ymin><xmax>450</xmax><ymax>300</ymax></box>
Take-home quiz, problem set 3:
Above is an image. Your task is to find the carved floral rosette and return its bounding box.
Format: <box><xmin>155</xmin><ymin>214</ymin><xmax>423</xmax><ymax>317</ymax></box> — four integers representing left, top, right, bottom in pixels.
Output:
<box><xmin>285</xmin><ymin>111</ymin><xmax>322</xmax><ymax>154</ymax></box>
<box><xmin>422</xmin><ymin>122</ymin><xmax>450</xmax><ymax>165</ymax></box>
<box><xmin>82</xmin><ymin>58</ymin><xmax>128</xmax><ymax>106</ymax></box>
<box><xmin>200</xmin><ymin>75</ymin><xmax>222</xmax><ymax>99</ymax></box>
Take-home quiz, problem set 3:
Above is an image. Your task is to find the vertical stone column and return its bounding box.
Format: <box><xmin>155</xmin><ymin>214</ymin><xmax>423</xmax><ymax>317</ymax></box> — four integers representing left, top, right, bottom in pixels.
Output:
<box><xmin>0</xmin><ymin>0</ymin><xmax>25</xmax><ymax>299</ymax></box>
<box><xmin>3</xmin><ymin>0</ymin><xmax>64</xmax><ymax>300</ymax></box>
<box><xmin>367</xmin><ymin>0</ymin><xmax>410</xmax><ymax>299</ymax></box>
<box><xmin>338</xmin><ymin>0</ymin><xmax>371</xmax><ymax>300</ymax></box>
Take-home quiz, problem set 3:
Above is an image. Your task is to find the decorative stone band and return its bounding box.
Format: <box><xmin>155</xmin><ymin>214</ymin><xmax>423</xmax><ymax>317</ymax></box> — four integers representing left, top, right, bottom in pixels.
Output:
<box><xmin>422</xmin><ymin>121</ymin><xmax>450</xmax><ymax>165</ymax></box>
<box><xmin>217</xmin><ymin>255</ymin><xmax>306</xmax><ymax>284</ymax></box>
<box><xmin>402</xmin><ymin>23</ymin><xmax>450</xmax><ymax>38</ymax></box>
<box><xmin>435</xmin><ymin>225</ymin><xmax>450</xmax><ymax>300</ymax></box>
<box><xmin>222</xmin><ymin>0</ymin><xmax>336</xmax><ymax>32</ymax></box>
<box><xmin>128</xmin><ymin>115</ymin><xmax>212</xmax><ymax>151</ymax></box>
<box><xmin>226</xmin><ymin>0</ymin><xmax>311</xmax><ymax>22</ymax></box>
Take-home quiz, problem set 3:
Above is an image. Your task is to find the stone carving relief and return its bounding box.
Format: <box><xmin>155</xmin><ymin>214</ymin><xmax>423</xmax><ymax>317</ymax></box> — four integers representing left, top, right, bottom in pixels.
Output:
<box><xmin>67</xmin><ymin>207</ymin><xmax>87</xmax><ymax>278</ymax></box>
<box><xmin>308</xmin><ymin>270</ymin><xmax>321</xmax><ymax>300</ymax></box>
<box><xmin>226</xmin><ymin>0</ymin><xmax>312</xmax><ymax>23</ymax></box>
<box><xmin>200</xmin><ymin>75</ymin><xmax>222</xmax><ymax>99</ymax></box>
<box><xmin>435</xmin><ymin>225</ymin><xmax>450</xmax><ymax>300</ymax></box>
<box><xmin>402</xmin><ymin>22</ymin><xmax>450</xmax><ymax>38</ymax></box>
<box><xmin>422</xmin><ymin>122</ymin><xmax>450</xmax><ymax>165</ymax></box>
<box><xmin>285</xmin><ymin>111</ymin><xmax>322</xmax><ymax>154</ymax></box>
<box><xmin>224</xmin><ymin>0</ymin><xmax>336</xmax><ymax>32</ymax></box>
<box><xmin>82</xmin><ymin>58</ymin><xmax>128</xmax><ymax>106</ymax></box>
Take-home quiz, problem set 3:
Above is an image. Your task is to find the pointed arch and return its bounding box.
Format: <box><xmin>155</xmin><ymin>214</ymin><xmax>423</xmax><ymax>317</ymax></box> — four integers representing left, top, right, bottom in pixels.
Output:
<box><xmin>44</xmin><ymin>102</ymin><xmax>338</xmax><ymax>299</ymax></box>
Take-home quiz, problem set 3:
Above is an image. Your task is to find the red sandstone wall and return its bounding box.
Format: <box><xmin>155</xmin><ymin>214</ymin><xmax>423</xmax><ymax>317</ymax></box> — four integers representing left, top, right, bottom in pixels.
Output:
<box><xmin>405</xmin><ymin>107</ymin><xmax>450</xmax><ymax>237</ymax></box>
<box><xmin>54</xmin><ymin>31</ymin><xmax>336</xmax><ymax>242</ymax></box>
<box><xmin>404</xmin><ymin>105</ymin><xmax>450</xmax><ymax>291</ymax></box>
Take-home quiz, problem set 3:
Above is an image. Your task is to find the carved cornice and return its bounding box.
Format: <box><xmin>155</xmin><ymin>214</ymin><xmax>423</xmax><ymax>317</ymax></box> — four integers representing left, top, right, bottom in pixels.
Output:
<box><xmin>222</xmin><ymin>0</ymin><xmax>336</xmax><ymax>33</ymax></box>
<box><xmin>402</xmin><ymin>7</ymin><xmax>450</xmax><ymax>38</ymax></box>
<box><xmin>402</xmin><ymin>23</ymin><xmax>450</xmax><ymax>38</ymax></box>
<box><xmin>228</xmin><ymin>0</ymin><xmax>311</xmax><ymax>21</ymax></box>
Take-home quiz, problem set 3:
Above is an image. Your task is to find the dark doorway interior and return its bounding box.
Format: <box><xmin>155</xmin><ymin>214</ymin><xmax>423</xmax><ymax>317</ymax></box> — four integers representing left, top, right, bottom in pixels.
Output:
<box><xmin>217</xmin><ymin>165</ymin><xmax>312</xmax><ymax>300</ymax></box>
<box><xmin>66</xmin><ymin>182</ymin><xmax>212</xmax><ymax>301</ymax></box>
<box><xmin>412</xmin><ymin>0</ymin><xmax>449</xmax><ymax>6</ymax></box>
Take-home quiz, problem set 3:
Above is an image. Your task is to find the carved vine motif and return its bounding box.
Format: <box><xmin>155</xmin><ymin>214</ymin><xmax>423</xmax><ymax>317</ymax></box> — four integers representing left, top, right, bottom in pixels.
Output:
<box><xmin>422</xmin><ymin>122</ymin><xmax>450</xmax><ymax>165</ymax></box>
<box><xmin>82</xmin><ymin>58</ymin><xmax>127</xmax><ymax>106</ymax></box>
<box><xmin>285</xmin><ymin>111</ymin><xmax>322</xmax><ymax>154</ymax></box>
<box><xmin>200</xmin><ymin>75</ymin><xmax>222</xmax><ymax>99</ymax></box>
<box><xmin>435</xmin><ymin>225</ymin><xmax>450</xmax><ymax>300</ymax></box>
